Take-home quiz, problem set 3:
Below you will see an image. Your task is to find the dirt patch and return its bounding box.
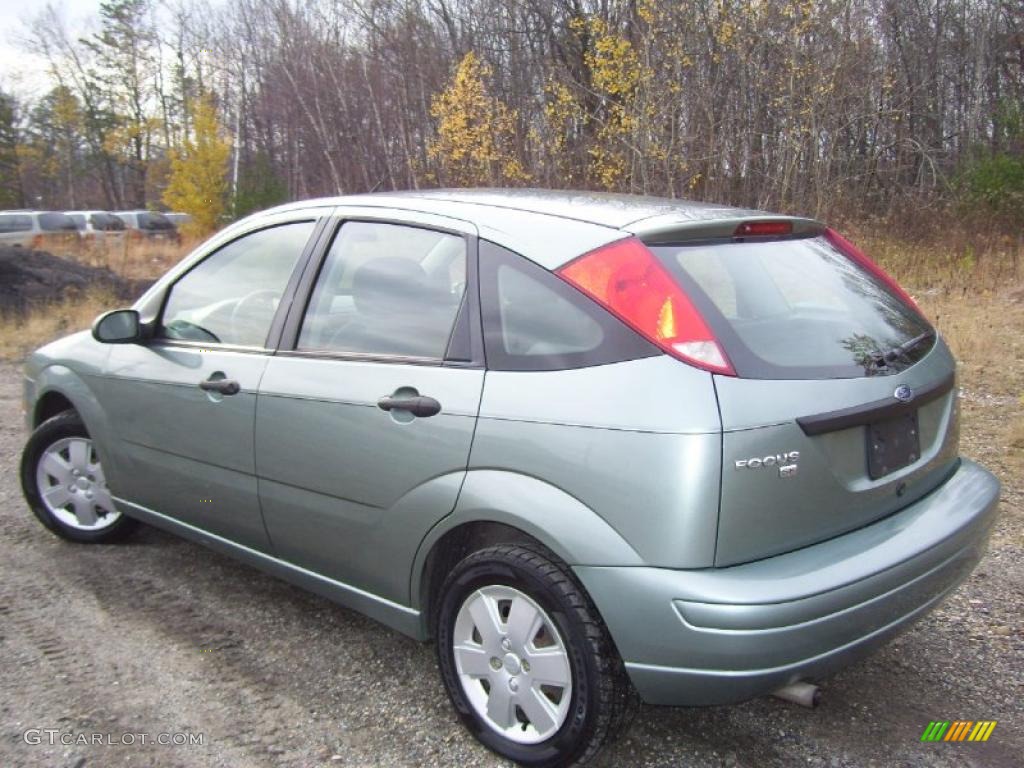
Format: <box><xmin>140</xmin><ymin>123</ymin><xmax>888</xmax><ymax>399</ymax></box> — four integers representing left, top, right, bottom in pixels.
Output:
<box><xmin>0</xmin><ymin>246</ymin><xmax>151</xmax><ymax>314</ymax></box>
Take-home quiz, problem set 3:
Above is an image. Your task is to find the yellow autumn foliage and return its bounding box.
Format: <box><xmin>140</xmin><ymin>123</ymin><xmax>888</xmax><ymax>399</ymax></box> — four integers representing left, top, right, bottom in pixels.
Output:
<box><xmin>162</xmin><ymin>93</ymin><xmax>231</xmax><ymax>236</ymax></box>
<box><xmin>428</xmin><ymin>52</ymin><xmax>529</xmax><ymax>187</ymax></box>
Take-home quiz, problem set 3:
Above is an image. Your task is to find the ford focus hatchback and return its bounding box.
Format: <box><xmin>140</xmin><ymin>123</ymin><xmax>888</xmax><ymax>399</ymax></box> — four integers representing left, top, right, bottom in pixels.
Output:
<box><xmin>19</xmin><ymin>190</ymin><xmax>1000</xmax><ymax>767</ymax></box>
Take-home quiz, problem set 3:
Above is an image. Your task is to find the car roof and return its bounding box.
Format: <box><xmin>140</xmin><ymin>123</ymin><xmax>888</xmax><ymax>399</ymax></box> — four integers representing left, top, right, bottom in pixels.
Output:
<box><xmin>267</xmin><ymin>188</ymin><xmax>769</xmax><ymax>230</ymax></box>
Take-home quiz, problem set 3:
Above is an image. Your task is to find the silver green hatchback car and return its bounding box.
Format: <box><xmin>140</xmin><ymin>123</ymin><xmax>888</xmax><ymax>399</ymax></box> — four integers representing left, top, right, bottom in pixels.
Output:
<box><xmin>20</xmin><ymin>190</ymin><xmax>1000</xmax><ymax>767</ymax></box>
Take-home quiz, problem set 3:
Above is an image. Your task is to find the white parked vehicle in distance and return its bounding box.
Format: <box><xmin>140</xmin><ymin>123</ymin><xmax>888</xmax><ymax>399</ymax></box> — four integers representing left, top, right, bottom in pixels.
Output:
<box><xmin>114</xmin><ymin>210</ymin><xmax>181</xmax><ymax>243</ymax></box>
<box><xmin>0</xmin><ymin>210</ymin><xmax>82</xmax><ymax>250</ymax></box>
<box><xmin>66</xmin><ymin>211</ymin><xmax>128</xmax><ymax>242</ymax></box>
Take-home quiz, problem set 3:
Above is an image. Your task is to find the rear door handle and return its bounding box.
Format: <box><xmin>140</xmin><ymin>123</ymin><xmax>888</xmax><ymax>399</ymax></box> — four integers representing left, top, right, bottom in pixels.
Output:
<box><xmin>377</xmin><ymin>394</ymin><xmax>441</xmax><ymax>417</ymax></box>
<box><xmin>199</xmin><ymin>376</ymin><xmax>240</xmax><ymax>396</ymax></box>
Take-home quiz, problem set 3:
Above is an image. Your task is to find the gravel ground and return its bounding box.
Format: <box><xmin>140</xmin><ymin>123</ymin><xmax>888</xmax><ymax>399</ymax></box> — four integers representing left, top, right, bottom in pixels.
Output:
<box><xmin>0</xmin><ymin>360</ymin><xmax>1020</xmax><ymax>768</ymax></box>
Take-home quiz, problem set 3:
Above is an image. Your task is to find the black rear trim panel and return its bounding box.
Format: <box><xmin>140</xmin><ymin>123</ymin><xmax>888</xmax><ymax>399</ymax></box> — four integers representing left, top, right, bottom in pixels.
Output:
<box><xmin>796</xmin><ymin>372</ymin><xmax>955</xmax><ymax>436</ymax></box>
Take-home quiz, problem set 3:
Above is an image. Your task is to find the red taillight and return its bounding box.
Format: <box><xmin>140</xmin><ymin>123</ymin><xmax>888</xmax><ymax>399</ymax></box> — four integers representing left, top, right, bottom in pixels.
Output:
<box><xmin>557</xmin><ymin>237</ymin><xmax>735</xmax><ymax>375</ymax></box>
<box><xmin>734</xmin><ymin>220</ymin><xmax>793</xmax><ymax>237</ymax></box>
<box><xmin>824</xmin><ymin>228</ymin><xmax>923</xmax><ymax>315</ymax></box>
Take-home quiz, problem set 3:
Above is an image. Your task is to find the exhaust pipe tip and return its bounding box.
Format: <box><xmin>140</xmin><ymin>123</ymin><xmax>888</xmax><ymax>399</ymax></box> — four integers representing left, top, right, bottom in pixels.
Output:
<box><xmin>771</xmin><ymin>681</ymin><xmax>821</xmax><ymax>708</ymax></box>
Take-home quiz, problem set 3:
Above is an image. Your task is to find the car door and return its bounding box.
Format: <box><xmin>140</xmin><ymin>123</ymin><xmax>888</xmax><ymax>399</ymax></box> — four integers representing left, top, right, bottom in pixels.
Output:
<box><xmin>255</xmin><ymin>209</ymin><xmax>484</xmax><ymax>604</ymax></box>
<box><xmin>98</xmin><ymin>215</ymin><xmax>323</xmax><ymax>551</ymax></box>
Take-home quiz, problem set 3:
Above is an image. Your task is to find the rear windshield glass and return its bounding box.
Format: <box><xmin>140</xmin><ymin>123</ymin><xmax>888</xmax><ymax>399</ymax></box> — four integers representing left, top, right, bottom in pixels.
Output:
<box><xmin>651</xmin><ymin>236</ymin><xmax>933</xmax><ymax>379</ymax></box>
<box><xmin>138</xmin><ymin>212</ymin><xmax>175</xmax><ymax>230</ymax></box>
<box><xmin>0</xmin><ymin>214</ymin><xmax>32</xmax><ymax>232</ymax></box>
<box><xmin>90</xmin><ymin>212</ymin><xmax>125</xmax><ymax>231</ymax></box>
<box><xmin>38</xmin><ymin>212</ymin><xmax>80</xmax><ymax>232</ymax></box>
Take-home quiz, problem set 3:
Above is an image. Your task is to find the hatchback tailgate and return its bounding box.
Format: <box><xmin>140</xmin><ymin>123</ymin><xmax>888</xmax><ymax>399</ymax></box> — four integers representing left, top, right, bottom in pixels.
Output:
<box><xmin>714</xmin><ymin>342</ymin><xmax>960</xmax><ymax>565</ymax></box>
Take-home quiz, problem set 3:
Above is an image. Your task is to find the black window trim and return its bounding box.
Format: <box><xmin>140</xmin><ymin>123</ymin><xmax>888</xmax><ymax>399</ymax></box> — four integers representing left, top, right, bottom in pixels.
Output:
<box><xmin>276</xmin><ymin>212</ymin><xmax>484</xmax><ymax>369</ymax></box>
<box><xmin>148</xmin><ymin>215</ymin><xmax>329</xmax><ymax>355</ymax></box>
<box><xmin>479</xmin><ymin>240</ymin><xmax>660</xmax><ymax>372</ymax></box>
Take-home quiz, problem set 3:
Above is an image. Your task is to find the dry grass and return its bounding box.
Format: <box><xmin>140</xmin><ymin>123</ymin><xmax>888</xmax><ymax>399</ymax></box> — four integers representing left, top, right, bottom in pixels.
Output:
<box><xmin>847</xmin><ymin>224</ymin><xmax>1024</xmax><ymax>296</ymax></box>
<box><xmin>0</xmin><ymin>287</ymin><xmax>122</xmax><ymax>361</ymax></box>
<box><xmin>63</xmin><ymin>236</ymin><xmax>198</xmax><ymax>281</ymax></box>
<box><xmin>0</xmin><ymin>237</ymin><xmax>194</xmax><ymax>362</ymax></box>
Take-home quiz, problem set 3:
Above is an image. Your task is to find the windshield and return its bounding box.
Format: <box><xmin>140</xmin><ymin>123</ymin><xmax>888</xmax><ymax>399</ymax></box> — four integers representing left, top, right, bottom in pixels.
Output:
<box><xmin>651</xmin><ymin>236</ymin><xmax>933</xmax><ymax>379</ymax></box>
<box><xmin>0</xmin><ymin>214</ymin><xmax>32</xmax><ymax>232</ymax></box>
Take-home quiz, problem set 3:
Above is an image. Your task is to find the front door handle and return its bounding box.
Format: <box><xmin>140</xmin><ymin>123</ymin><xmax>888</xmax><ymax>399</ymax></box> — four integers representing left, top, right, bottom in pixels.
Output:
<box><xmin>199</xmin><ymin>376</ymin><xmax>240</xmax><ymax>396</ymax></box>
<box><xmin>377</xmin><ymin>394</ymin><xmax>441</xmax><ymax>417</ymax></box>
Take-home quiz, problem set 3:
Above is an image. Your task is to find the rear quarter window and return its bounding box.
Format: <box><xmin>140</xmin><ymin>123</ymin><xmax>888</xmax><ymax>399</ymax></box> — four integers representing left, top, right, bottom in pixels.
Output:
<box><xmin>480</xmin><ymin>241</ymin><xmax>658</xmax><ymax>371</ymax></box>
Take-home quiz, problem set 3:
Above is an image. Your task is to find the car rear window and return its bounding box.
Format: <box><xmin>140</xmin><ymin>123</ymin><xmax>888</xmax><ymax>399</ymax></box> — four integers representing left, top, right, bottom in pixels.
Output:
<box><xmin>0</xmin><ymin>214</ymin><xmax>32</xmax><ymax>232</ymax></box>
<box><xmin>138</xmin><ymin>212</ymin><xmax>175</xmax><ymax>230</ymax></box>
<box><xmin>38</xmin><ymin>212</ymin><xmax>80</xmax><ymax>232</ymax></box>
<box><xmin>650</xmin><ymin>236</ymin><xmax>933</xmax><ymax>379</ymax></box>
<box><xmin>90</xmin><ymin>212</ymin><xmax>125</xmax><ymax>231</ymax></box>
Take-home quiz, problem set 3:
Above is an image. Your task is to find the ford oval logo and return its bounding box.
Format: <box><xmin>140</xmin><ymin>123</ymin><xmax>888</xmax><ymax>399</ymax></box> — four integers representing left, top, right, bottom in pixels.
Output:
<box><xmin>894</xmin><ymin>384</ymin><xmax>914</xmax><ymax>403</ymax></box>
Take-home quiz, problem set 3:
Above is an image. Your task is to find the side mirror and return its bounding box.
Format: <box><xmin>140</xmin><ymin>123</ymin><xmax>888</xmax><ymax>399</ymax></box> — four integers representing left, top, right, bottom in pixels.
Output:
<box><xmin>92</xmin><ymin>309</ymin><xmax>143</xmax><ymax>344</ymax></box>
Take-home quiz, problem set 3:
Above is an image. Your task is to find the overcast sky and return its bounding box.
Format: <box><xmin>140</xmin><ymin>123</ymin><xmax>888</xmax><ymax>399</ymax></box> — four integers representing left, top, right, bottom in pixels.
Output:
<box><xmin>0</xmin><ymin>0</ymin><xmax>102</xmax><ymax>96</ymax></box>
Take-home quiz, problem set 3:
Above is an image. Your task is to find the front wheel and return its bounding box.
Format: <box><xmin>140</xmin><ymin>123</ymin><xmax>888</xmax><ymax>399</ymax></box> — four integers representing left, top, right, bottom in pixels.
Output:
<box><xmin>435</xmin><ymin>543</ymin><xmax>635</xmax><ymax>767</ymax></box>
<box><xmin>20</xmin><ymin>410</ymin><xmax>137</xmax><ymax>543</ymax></box>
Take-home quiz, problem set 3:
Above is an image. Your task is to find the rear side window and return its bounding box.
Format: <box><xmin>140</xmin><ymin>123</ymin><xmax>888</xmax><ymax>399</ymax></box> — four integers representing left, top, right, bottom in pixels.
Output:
<box><xmin>651</xmin><ymin>236</ymin><xmax>933</xmax><ymax>379</ymax></box>
<box><xmin>298</xmin><ymin>221</ymin><xmax>467</xmax><ymax>360</ymax></box>
<box><xmin>0</xmin><ymin>214</ymin><xmax>32</xmax><ymax>232</ymax></box>
<box><xmin>480</xmin><ymin>241</ymin><xmax>658</xmax><ymax>371</ymax></box>
<box><xmin>38</xmin><ymin>213</ymin><xmax>79</xmax><ymax>231</ymax></box>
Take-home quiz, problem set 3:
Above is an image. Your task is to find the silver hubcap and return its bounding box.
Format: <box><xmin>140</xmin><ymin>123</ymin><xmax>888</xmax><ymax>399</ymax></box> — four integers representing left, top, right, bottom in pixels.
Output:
<box><xmin>453</xmin><ymin>585</ymin><xmax>572</xmax><ymax>744</ymax></box>
<box><xmin>35</xmin><ymin>437</ymin><xmax>119</xmax><ymax>531</ymax></box>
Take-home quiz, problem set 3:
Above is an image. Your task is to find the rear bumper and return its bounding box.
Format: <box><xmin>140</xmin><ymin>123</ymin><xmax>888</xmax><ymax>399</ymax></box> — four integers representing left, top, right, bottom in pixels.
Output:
<box><xmin>574</xmin><ymin>458</ymin><xmax>1000</xmax><ymax>706</ymax></box>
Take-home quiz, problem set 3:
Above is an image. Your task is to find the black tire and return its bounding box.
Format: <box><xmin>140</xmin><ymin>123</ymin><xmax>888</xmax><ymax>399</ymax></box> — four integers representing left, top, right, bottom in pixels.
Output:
<box><xmin>435</xmin><ymin>543</ymin><xmax>637</xmax><ymax>767</ymax></box>
<box><xmin>20</xmin><ymin>410</ymin><xmax>137</xmax><ymax>543</ymax></box>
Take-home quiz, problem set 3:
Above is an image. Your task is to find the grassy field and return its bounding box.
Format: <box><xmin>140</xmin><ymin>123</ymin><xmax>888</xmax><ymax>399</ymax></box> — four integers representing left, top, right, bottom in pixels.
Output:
<box><xmin>0</xmin><ymin>237</ymin><xmax>195</xmax><ymax>361</ymax></box>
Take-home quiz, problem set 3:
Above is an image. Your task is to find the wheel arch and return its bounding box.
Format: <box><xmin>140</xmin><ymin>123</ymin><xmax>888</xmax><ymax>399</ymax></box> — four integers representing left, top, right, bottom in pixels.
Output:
<box><xmin>411</xmin><ymin>469</ymin><xmax>645</xmax><ymax>639</ymax></box>
<box><xmin>33</xmin><ymin>389</ymin><xmax>76</xmax><ymax>427</ymax></box>
<box><xmin>30</xmin><ymin>366</ymin><xmax>123</xmax><ymax>486</ymax></box>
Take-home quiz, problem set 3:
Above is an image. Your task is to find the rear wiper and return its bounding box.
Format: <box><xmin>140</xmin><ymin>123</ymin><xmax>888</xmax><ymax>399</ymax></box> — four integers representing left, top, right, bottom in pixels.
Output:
<box><xmin>872</xmin><ymin>330</ymin><xmax>935</xmax><ymax>368</ymax></box>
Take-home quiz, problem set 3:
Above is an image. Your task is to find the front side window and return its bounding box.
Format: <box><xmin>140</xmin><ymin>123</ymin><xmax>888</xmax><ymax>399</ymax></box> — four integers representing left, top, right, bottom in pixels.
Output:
<box><xmin>298</xmin><ymin>221</ymin><xmax>467</xmax><ymax>359</ymax></box>
<box><xmin>160</xmin><ymin>221</ymin><xmax>314</xmax><ymax>347</ymax></box>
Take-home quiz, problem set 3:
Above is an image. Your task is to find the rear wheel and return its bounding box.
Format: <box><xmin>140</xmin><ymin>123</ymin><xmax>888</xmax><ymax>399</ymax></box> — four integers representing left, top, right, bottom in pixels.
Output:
<box><xmin>435</xmin><ymin>543</ymin><xmax>635</xmax><ymax>767</ymax></box>
<box><xmin>20</xmin><ymin>410</ymin><xmax>136</xmax><ymax>543</ymax></box>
